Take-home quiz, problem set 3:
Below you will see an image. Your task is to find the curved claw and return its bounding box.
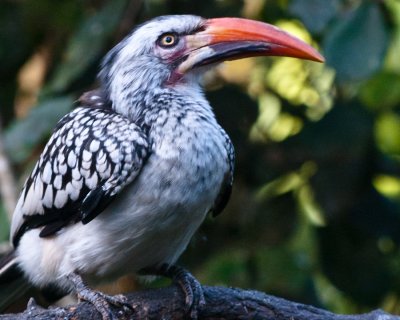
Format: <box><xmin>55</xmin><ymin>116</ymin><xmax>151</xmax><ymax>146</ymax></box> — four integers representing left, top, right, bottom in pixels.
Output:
<box><xmin>156</xmin><ymin>264</ymin><xmax>206</xmax><ymax>319</ymax></box>
<box><xmin>98</xmin><ymin>292</ymin><xmax>134</xmax><ymax>313</ymax></box>
<box><xmin>67</xmin><ymin>273</ymin><xmax>134</xmax><ymax>320</ymax></box>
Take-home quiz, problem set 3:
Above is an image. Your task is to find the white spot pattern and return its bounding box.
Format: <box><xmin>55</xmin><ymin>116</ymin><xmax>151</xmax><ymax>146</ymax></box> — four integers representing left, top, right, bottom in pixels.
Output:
<box><xmin>11</xmin><ymin>106</ymin><xmax>149</xmax><ymax>243</ymax></box>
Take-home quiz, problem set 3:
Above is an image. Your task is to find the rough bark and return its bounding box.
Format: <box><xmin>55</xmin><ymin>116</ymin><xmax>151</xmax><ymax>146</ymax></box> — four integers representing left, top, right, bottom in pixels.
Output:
<box><xmin>0</xmin><ymin>285</ymin><xmax>398</xmax><ymax>320</ymax></box>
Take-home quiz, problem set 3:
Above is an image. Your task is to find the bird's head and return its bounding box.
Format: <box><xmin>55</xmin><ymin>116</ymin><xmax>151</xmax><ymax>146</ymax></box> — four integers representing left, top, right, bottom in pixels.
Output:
<box><xmin>100</xmin><ymin>15</ymin><xmax>323</xmax><ymax>116</ymax></box>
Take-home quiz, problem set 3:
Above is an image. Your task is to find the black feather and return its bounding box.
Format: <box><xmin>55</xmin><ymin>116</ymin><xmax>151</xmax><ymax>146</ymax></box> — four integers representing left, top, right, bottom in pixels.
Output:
<box><xmin>12</xmin><ymin>97</ymin><xmax>149</xmax><ymax>247</ymax></box>
<box><xmin>211</xmin><ymin>132</ymin><xmax>235</xmax><ymax>217</ymax></box>
<box><xmin>0</xmin><ymin>251</ymin><xmax>22</xmax><ymax>284</ymax></box>
<box><xmin>211</xmin><ymin>172</ymin><xmax>232</xmax><ymax>217</ymax></box>
<box><xmin>80</xmin><ymin>187</ymin><xmax>115</xmax><ymax>224</ymax></box>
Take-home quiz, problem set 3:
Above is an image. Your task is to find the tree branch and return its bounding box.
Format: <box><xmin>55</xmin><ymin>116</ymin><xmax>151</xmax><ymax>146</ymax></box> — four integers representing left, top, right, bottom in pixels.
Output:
<box><xmin>0</xmin><ymin>285</ymin><xmax>398</xmax><ymax>320</ymax></box>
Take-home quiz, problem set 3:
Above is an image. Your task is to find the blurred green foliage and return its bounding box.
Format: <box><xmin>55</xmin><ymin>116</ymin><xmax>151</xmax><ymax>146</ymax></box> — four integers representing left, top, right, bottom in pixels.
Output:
<box><xmin>1</xmin><ymin>0</ymin><xmax>400</xmax><ymax>316</ymax></box>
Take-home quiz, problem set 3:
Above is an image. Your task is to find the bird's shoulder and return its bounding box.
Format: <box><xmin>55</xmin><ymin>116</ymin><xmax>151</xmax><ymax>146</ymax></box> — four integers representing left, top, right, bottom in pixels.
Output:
<box><xmin>11</xmin><ymin>91</ymin><xmax>150</xmax><ymax>247</ymax></box>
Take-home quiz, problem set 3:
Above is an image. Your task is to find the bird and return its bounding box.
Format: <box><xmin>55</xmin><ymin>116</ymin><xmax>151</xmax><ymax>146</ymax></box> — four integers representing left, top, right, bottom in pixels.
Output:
<box><xmin>0</xmin><ymin>14</ymin><xmax>324</xmax><ymax>319</ymax></box>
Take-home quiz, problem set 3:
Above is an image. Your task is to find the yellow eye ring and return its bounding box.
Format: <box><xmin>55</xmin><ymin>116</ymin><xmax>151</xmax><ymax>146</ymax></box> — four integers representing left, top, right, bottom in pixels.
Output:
<box><xmin>159</xmin><ymin>34</ymin><xmax>178</xmax><ymax>47</ymax></box>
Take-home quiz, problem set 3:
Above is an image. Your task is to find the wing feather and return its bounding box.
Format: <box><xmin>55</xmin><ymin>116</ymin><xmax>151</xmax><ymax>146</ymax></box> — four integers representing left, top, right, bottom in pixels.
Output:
<box><xmin>11</xmin><ymin>106</ymin><xmax>149</xmax><ymax>247</ymax></box>
<box><xmin>211</xmin><ymin>129</ymin><xmax>235</xmax><ymax>217</ymax></box>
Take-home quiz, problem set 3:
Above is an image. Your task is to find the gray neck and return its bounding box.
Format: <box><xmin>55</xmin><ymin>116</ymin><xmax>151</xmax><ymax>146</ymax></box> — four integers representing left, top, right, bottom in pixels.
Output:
<box><xmin>101</xmin><ymin>62</ymin><xmax>216</xmax><ymax>129</ymax></box>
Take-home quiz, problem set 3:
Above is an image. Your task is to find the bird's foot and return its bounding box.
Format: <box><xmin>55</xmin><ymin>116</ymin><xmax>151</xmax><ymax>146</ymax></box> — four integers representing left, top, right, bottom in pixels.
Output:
<box><xmin>142</xmin><ymin>264</ymin><xmax>206</xmax><ymax>319</ymax></box>
<box><xmin>67</xmin><ymin>273</ymin><xmax>134</xmax><ymax>320</ymax></box>
<box><xmin>79</xmin><ymin>290</ymin><xmax>132</xmax><ymax>320</ymax></box>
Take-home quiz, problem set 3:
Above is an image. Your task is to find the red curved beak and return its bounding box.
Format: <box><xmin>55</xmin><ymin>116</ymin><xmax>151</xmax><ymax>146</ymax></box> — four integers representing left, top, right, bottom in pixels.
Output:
<box><xmin>178</xmin><ymin>17</ymin><xmax>324</xmax><ymax>74</ymax></box>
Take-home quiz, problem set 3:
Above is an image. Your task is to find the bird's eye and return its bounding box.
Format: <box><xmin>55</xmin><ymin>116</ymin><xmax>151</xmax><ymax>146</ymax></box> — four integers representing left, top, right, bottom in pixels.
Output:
<box><xmin>158</xmin><ymin>33</ymin><xmax>178</xmax><ymax>48</ymax></box>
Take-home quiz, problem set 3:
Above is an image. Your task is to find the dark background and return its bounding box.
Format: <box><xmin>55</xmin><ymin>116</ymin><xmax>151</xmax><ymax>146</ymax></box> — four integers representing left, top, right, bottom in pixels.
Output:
<box><xmin>1</xmin><ymin>0</ymin><xmax>400</xmax><ymax>315</ymax></box>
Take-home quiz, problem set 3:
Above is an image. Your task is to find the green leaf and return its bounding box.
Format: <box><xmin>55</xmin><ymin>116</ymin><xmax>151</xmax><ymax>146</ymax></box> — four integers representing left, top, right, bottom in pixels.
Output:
<box><xmin>375</xmin><ymin>112</ymin><xmax>400</xmax><ymax>155</ymax></box>
<box><xmin>44</xmin><ymin>0</ymin><xmax>128</xmax><ymax>94</ymax></box>
<box><xmin>4</xmin><ymin>96</ymin><xmax>74</xmax><ymax>163</ymax></box>
<box><xmin>324</xmin><ymin>2</ymin><xmax>390</xmax><ymax>82</ymax></box>
<box><xmin>385</xmin><ymin>0</ymin><xmax>400</xmax><ymax>25</ymax></box>
<box><xmin>0</xmin><ymin>2</ymin><xmax>33</xmax><ymax>81</ymax></box>
<box><xmin>0</xmin><ymin>203</ymin><xmax>10</xmax><ymax>242</ymax></box>
<box><xmin>289</xmin><ymin>0</ymin><xmax>339</xmax><ymax>34</ymax></box>
<box><xmin>360</xmin><ymin>72</ymin><xmax>400</xmax><ymax>110</ymax></box>
<box><xmin>384</xmin><ymin>0</ymin><xmax>400</xmax><ymax>73</ymax></box>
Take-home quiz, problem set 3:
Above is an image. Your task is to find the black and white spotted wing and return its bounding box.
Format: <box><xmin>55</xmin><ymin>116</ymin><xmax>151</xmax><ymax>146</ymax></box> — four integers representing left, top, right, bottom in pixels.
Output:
<box><xmin>11</xmin><ymin>106</ymin><xmax>149</xmax><ymax>247</ymax></box>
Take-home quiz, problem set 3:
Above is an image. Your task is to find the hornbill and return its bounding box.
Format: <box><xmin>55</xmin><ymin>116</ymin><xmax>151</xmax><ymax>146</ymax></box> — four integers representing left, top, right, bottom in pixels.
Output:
<box><xmin>0</xmin><ymin>15</ymin><xmax>323</xmax><ymax>319</ymax></box>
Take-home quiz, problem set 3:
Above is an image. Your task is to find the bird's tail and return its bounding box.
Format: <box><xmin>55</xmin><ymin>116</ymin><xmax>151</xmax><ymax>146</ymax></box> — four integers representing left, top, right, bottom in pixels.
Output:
<box><xmin>0</xmin><ymin>250</ymin><xmax>21</xmax><ymax>283</ymax></box>
<box><xmin>0</xmin><ymin>250</ymin><xmax>31</xmax><ymax>312</ymax></box>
